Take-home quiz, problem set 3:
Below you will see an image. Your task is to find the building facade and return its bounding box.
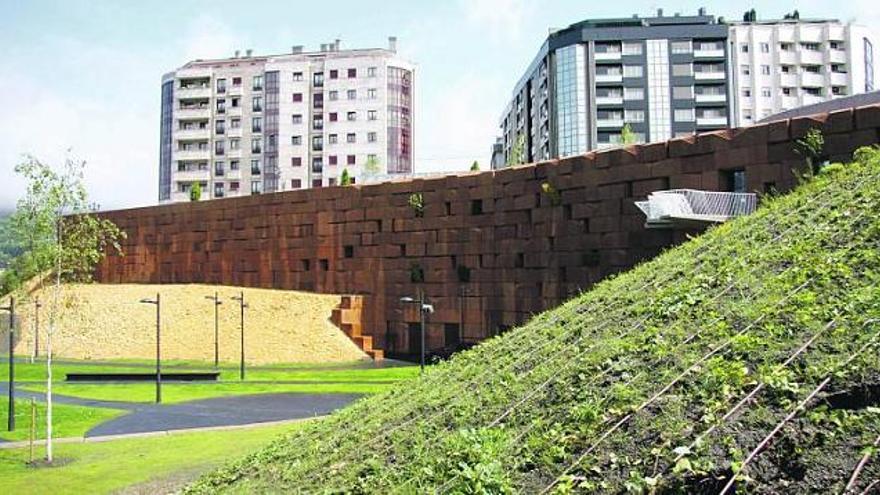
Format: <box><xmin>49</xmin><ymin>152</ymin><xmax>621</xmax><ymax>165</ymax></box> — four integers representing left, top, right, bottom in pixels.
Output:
<box><xmin>159</xmin><ymin>39</ymin><xmax>414</xmax><ymax>203</ymax></box>
<box><xmin>497</xmin><ymin>10</ymin><xmax>731</xmax><ymax>168</ymax></box>
<box><xmin>729</xmin><ymin>18</ymin><xmax>877</xmax><ymax>127</ymax></box>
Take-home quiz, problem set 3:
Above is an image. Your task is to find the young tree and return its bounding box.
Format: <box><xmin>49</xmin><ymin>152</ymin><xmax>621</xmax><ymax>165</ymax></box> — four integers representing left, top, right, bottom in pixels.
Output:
<box><xmin>340</xmin><ymin>168</ymin><xmax>352</xmax><ymax>186</ymax></box>
<box><xmin>620</xmin><ymin>123</ymin><xmax>638</xmax><ymax>146</ymax></box>
<box><xmin>364</xmin><ymin>155</ymin><xmax>382</xmax><ymax>178</ymax></box>
<box><xmin>190</xmin><ymin>181</ymin><xmax>202</xmax><ymax>201</ymax></box>
<box><xmin>794</xmin><ymin>128</ymin><xmax>825</xmax><ymax>178</ymax></box>
<box><xmin>470</xmin><ymin>161</ymin><xmax>480</xmax><ymax>172</ymax></box>
<box><xmin>507</xmin><ymin>134</ymin><xmax>526</xmax><ymax>166</ymax></box>
<box><xmin>7</xmin><ymin>155</ymin><xmax>124</xmax><ymax>462</ymax></box>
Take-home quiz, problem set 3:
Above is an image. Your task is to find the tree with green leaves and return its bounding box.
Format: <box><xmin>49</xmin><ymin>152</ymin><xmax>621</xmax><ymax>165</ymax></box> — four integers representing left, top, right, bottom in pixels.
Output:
<box><xmin>364</xmin><ymin>155</ymin><xmax>382</xmax><ymax>178</ymax></box>
<box><xmin>190</xmin><ymin>181</ymin><xmax>202</xmax><ymax>201</ymax></box>
<box><xmin>4</xmin><ymin>155</ymin><xmax>125</xmax><ymax>462</ymax></box>
<box><xmin>340</xmin><ymin>168</ymin><xmax>352</xmax><ymax>186</ymax></box>
<box><xmin>507</xmin><ymin>134</ymin><xmax>526</xmax><ymax>166</ymax></box>
<box><xmin>620</xmin><ymin>123</ymin><xmax>637</xmax><ymax>146</ymax></box>
<box><xmin>470</xmin><ymin>161</ymin><xmax>480</xmax><ymax>172</ymax></box>
<box><xmin>794</xmin><ymin>128</ymin><xmax>825</xmax><ymax>179</ymax></box>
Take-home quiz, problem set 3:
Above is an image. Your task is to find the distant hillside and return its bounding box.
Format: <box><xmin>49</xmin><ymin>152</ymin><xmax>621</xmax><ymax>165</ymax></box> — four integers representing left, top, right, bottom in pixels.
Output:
<box><xmin>0</xmin><ymin>215</ymin><xmax>19</xmax><ymax>269</ymax></box>
<box><xmin>189</xmin><ymin>148</ymin><xmax>880</xmax><ymax>493</ymax></box>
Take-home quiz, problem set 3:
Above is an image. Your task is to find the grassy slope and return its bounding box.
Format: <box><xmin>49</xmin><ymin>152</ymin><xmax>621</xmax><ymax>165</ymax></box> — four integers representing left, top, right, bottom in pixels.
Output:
<box><xmin>0</xmin><ymin>398</ymin><xmax>123</xmax><ymax>442</ymax></box>
<box><xmin>0</xmin><ymin>421</ymin><xmax>299</xmax><ymax>495</ymax></box>
<box><xmin>191</xmin><ymin>149</ymin><xmax>880</xmax><ymax>493</ymax></box>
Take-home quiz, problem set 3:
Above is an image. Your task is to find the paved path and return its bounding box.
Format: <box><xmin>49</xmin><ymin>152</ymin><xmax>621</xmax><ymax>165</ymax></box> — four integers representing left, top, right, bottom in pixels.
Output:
<box><xmin>0</xmin><ymin>382</ymin><xmax>361</xmax><ymax>440</ymax></box>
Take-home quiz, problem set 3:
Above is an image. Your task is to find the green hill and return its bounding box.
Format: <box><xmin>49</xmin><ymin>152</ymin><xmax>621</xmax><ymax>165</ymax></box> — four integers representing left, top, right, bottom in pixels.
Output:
<box><xmin>188</xmin><ymin>148</ymin><xmax>880</xmax><ymax>494</ymax></box>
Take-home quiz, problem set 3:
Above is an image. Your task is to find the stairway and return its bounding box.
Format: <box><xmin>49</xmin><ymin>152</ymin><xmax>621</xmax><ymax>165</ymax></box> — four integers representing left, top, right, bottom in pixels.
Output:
<box><xmin>332</xmin><ymin>295</ymin><xmax>384</xmax><ymax>361</ymax></box>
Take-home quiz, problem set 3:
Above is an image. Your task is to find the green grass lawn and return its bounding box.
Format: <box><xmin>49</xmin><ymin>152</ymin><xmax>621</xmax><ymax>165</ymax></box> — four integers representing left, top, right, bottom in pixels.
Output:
<box><xmin>0</xmin><ymin>398</ymin><xmax>123</xmax><ymax>442</ymax></box>
<box><xmin>0</xmin><ymin>421</ymin><xmax>300</xmax><ymax>495</ymax></box>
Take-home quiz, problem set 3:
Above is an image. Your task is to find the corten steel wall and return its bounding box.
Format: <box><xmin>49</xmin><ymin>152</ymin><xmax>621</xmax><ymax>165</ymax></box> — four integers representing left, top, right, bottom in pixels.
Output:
<box><xmin>96</xmin><ymin>105</ymin><xmax>880</xmax><ymax>356</ymax></box>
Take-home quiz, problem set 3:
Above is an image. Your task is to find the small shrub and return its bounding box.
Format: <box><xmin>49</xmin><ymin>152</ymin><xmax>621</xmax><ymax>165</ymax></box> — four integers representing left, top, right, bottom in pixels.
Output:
<box><xmin>409</xmin><ymin>263</ymin><xmax>425</xmax><ymax>283</ymax></box>
<box><xmin>408</xmin><ymin>193</ymin><xmax>425</xmax><ymax>218</ymax></box>
<box><xmin>190</xmin><ymin>182</ymin><xmax>202</xmax><ymax>201</ymax></box>
<box><xmin>541</xmin><ymin>182</ymin><xmax>561</xmax><ymax>206</ymax></box>
<box><xmin>457</xmin><ymin>265</ymin><xmax>471</xmax><ymax>283</ymax></box>
<box><xmin>794</xmin><ymin>127</ymin><xmax>825</xmax><ymax>178</ymax></box>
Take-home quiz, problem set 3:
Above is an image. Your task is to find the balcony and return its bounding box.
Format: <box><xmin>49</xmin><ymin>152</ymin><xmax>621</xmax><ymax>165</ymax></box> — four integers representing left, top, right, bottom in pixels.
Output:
<box><xmin>829</xmin><ymin>49</ymin><xmax>847</xmax><ymax>64</ymax></box>
<box><xmin>596</xmin><ymin>95</ymin><xmax>624</xmax><ymax>105</ymax></box>
<box><xmin>799</xmin><ymin>50</ymin><xmax>824</xmax><ymax>66</ymax></box>
<box><xmin>694</xmin><ymin>70</ymin><xmax>725</xmax><ymax>81</ymax></box>
<box><xmin>173</xmin><ymin>128</ymin><xmax>210</xmax><ymax>140</ymax></box>
<box><xmin>596</xmin><ymin>118</ymin><xmax>624</xmax><ymax>128</ymax></box>
<box><xmin>695</xmin><ymin>93</ymin><xmax>726</xmax><ymax>104</ymax></box>
<box><xmin>830</xmin><ymin>72</ymin><xmax>849</xmax><ymax>87</ymax></box>
<box><xmin>693</xmin><ymin>47</ymin><xmax>725</xmax><ymax>58</ymax></box>
<box><xmin>174</xmin><ymin>168</ymin><xmax>210</xmax><ymax>181</ymax></box>
<box><xmin>781</xmin><ymin>95</ymin><xmax>800</xmax><ymax>108</ymax></box>
<box><xmin>176</xmin><ymin>107</ymin><xmax>210</xmax><ymax>119</ymax></box>
<box><xmin>696</xmin><ymin>116</ymin><xmax>728</xmax><ymax>127</ymax></box>
<box><xmin>594</xmin><ymin>50</ymin><xmax>622</xmax><ymax>61</ymax></box>
<box><xmin>778</xmin><ymin>51</ymin><xmax>797</xmax><ymax>65</ymax></box>
<box><xmin>177</xmin><ymin>85</ymin><xmax>211</xmax><ymax>99</ymax></box>
<box><xmin>595</xmin><ymin>72</ymin><xmax>623</xmax><ymax>83</ymax></box>
<box><xmin>802</xmin><ymin>94</ymin><xmax>825</xmax><ymax>106</ymax></box>
<box><xmin>174</xmin><ymin>148</ymin><xmax>210</xmax><ymax>160</ymax></box>
<box><xmin>800</xmin><ymin>72</ymin><xmax>825</xmax><ymax>88</ymax></box>
<box><xmin>779</xmin><ymin>73</ymin><xmax>798</xmax><ymax>87</ymax></box>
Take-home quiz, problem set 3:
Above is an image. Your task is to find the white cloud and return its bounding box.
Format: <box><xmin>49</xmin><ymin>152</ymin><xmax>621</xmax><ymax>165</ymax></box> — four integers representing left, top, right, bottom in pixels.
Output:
<box><xmin>459</xmin><ymin>0</ymin><xmax>534</xmax><ymax>43</ymax></box>
<box><xmin>182</xmin><ymin>14</ymin><xmax>243</xmax><ymax>61</ymax></box>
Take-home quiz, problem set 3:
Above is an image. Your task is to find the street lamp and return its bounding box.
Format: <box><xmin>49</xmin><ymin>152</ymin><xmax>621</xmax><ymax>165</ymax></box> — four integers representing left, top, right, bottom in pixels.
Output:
<box><xmin>230</xmin><ymin>292</ymin><xmax>248</xmax><ymax>381</ymax></box>
<box><xmin>139</xmin><ymin>294</ymin><xmax>161</xmax><ymax>403</ymax></box>
<box><xmin>1</xmin><ymin>297</ymin><xmax>15</xmax><ymax>431</ymax></box>
<box><xmin>204</xmin><ymin>292</ymin><xmax>222</xmax><ymax>368</ymax></box>
<box><xmin>401</xmin><ymin>291</ymin><xmax>434</xmax><ymax>374</ymax></box>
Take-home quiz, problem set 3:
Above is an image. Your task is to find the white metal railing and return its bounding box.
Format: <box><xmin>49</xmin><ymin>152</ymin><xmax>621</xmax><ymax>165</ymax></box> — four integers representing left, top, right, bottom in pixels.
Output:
<box><xmin>635</xmin><ymin>189</ymin><xmax>757</xmax><ymax>227</ymax></box>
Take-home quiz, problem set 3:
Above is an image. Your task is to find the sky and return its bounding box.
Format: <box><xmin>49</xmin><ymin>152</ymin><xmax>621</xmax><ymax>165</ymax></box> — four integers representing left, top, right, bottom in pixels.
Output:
<box><xmin>0</xmin><ymin>0</ymin><xmax>877</xmax><ymax>212</ymax></box>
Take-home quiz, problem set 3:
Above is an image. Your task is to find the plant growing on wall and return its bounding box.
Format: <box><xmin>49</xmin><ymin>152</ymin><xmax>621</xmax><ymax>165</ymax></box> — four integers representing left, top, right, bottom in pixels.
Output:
<box><xmin>4</xmin><ymin>154</ymin><xmax>125</xmax><ymax>463</ymax></box>
<box><xmin>408</xmin><ymin>193</ymin><xmax>425</xmax><ymax>218</ymax></box>
<box><xmin>794</xmin><ymin>127</ymin><xmax>825</xmax><ymax>178</ymax></box>
<box><xmin>507</xmin><ymin>135</ymin><xmax>526</xmax><ymax>166</ymax></box>
<box><xmin>340</xmin><ymin>168</ymin><xmax>352</xmax><ymax>186</ymax></box>
<box><xmin>470</xmin><ymin>161</ymin><xmax>480</xmax><ymax>172</ymax></box>
<box><xmin>541</xmin><ymin>182</ymin><xmax>562</xmax><ymax>206</ymax></box>
<box><xmin>409</xmin><ymin>263</ymin><xmax>425</xmax><ymax>283</ymax></box>
<box><xmin>189</xmin><ymin>182</ymin><xmax>202</xmax><ymax>201</ymax></box>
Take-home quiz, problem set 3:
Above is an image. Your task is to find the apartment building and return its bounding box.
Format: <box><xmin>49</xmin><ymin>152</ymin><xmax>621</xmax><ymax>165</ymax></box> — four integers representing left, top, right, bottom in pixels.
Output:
<box><xmin>729</xmin><ymin>17</ymin><xmax>877</xmax><ymax>126</ymax></box>
<box><xmin>159</xmin><ymin>38</ymin><xmax>414</xmax><ymax>203</ymax></box>
<box><xmin>496</xmin><ymin>9</ymin><xmax>730</xmax><ymax>168</ymax></box>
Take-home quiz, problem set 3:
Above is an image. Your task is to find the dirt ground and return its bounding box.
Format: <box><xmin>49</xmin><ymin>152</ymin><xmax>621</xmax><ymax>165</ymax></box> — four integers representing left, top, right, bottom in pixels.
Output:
<box><xmin>1</xmin><ymin>283</ymin><xmax>367</xmax><ymax>364</ymax></box>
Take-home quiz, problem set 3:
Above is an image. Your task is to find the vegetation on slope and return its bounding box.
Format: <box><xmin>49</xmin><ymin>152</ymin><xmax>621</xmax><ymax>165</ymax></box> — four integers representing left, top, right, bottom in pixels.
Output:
<box><xmin>189</xmin><ymin>147</ymin><xmax>880</xmax><ymax>494</ymax></box>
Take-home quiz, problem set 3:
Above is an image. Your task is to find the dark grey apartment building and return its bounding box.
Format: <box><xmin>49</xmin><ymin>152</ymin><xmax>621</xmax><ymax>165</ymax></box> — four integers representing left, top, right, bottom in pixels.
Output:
<box><xmin>497</xmin><ymin>9</ymin><xmax>731</xmax><ymax>167</ymax></box>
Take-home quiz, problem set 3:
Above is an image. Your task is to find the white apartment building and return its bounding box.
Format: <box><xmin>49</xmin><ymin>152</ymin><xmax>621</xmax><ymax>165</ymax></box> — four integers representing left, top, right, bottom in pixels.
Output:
<box><xmin>159</xmin><ymin>38</ymin><xmax>414</xmax><ymax>203</ymax></box>
<box><xmin>729</xmin><ymin>18</ymin><xmax>877</xmax><ymax>127</ymax></box>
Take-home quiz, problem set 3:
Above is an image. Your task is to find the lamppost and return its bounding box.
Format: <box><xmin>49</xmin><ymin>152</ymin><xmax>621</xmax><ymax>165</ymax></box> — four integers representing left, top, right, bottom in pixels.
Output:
<box><xmin>1</xmin><ymin>297</ymin><xmax>15</xmax><ymax>431</ymax></box>
<box><xmin>401</xmin><ymin>291</ymin><xmax>434</xmax><ymax>374</ymax></box>
<box><xmin>204</xmin><ymin>292</ymin><xmax>222</xmax><ymax>368</ymax></box>
<box><xmin>32</xmin><ymin>298</ymin><xmax>41</xmax><ymax>363</ymax></box>
<box><xmin>230</xmin><ymin>292</ymin><xmax>248</xmax><ymax>380</ymax></box>
<box><xmin>139</xmin><ymin>294</ymin><xmax>161</xmax><ymax>403</ymax></box>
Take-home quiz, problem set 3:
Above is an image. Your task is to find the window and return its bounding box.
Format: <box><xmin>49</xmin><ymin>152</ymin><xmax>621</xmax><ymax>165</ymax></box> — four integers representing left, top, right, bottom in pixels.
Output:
<box><xmin>672</xmin><ymin>85</ymin><xmax>693</xmax><ymax>99</ymax></box>
<box><xmin>674</xmin><ymin>108</ymin><xmax>695</xmax><ymax>122</ymax></box>
<box><xmin>291</xmin><ymin>179</ymin><xmax>301</xmax><ymax>189</ymax></box>
<box><xmin>251</xmin><ymin>181</ymin><xmax>262</xmax><ymax>194</ymax></box>
<box><xmin>761</xmin><ymin>87</ymin><xmax>771</xmax><ymax>97</ymax></box>
<box><xmin>230</xmin><ymin>138</ymin><xmax>240</xmax><ymax>150</ymax></box>
<box><xmin>623</xmin><ymin>41</ymin><xmax>643</xmax><ymax>55</ymax></box>
<box><xmin>780</xmin><ymin>65</ymin><xmax>793</xmax><ymax>74</ymax></box>
<box><xmin>312</xmin><ymin>179</ymin><xmax>323</xmax><ymax>188</ymax></box>
<box><xmin>292</xmin><ymin>93</ymin><xmax>303</xmax><ymax>103</ymax></box>
<box><xmin>740</xmin><ymin>43</ymin><xmax>749</xmax><ymax>53</ymax></box>
<box><xmin>346</xmin><ymin>133</ymin><xmax>356</xmax><ymax>143</ymax></box>
<box><xmin>232</xmin><ymin>77</ymin><xmax>241</xmax><ymax>86</ymax></box>
<box><xmin>760</xmin><ymin>65</ymin><xmax>770</xmax><ymax>75</ymax></box>
<box><xmin>367</xmin><ymin>131</ymin><xmax>377</xmax><ymax>143</ymax></box>
<box><xmin>347</xmin><ymin>154</ymin><xmax>356</xmax><ymax>165</ymax></box>
<box><xmin>347</xmin><ymin>89</ymin><xmax>357</xmax><ymax>100</ymax></box>
<box><xmin>291</xmin><ymin>157</ymin><xmax>302</xmax><ymax>167</ymax></box>
<box><xmin>215</xmin><ymin>119</ymin><xmax>225</xmax><ymax>134</ymax></box>
<box><xmin>292</xmin><ymin>114</ymin><xmax>302</xmax><ymax>124</ymax></box>
<box><xmin>741</xmin><ymin>64</ymin><xmax>751</xmax><ymax>76</ymax></box>
<box><xmin>312</xmin><ymin>157</ymin><xmax>323</xmax><ymax>173</ymax></box>
<box><xmin>313</xmin><ymin>93</ymin><xmax>323</xmax><ymax>109</ymax></box>
<box><xmin>292</xmin><ymin>71</ymin><xmax>303</xmax><ymax>81</ymax></box>
<box><xmin>801</xmin><ymin>42</ymin><xmax>820</xmax><ymax>51</ymax></box>
<box><xmin>760</xmin><ymin>42</ymin><xmax>770</xmax><ymax>53</ymax></box>
<box><xmin>742</xmin><ymin>89</ymin><xmax>751</xmax><ymax>97</ymax></box>
<box><xmin>670</xmin><ymin>41</ymin><xmax>691</xmax><ymax>54</ymax></box>
<box><xmin>780</xmin><ymin>42</ymin><xmax>793</xmax><ymax>51</ymax></box>
<box><xmin>329</xmin><ymin>69</ymin><xmax>338</xmax><ymax>79</ymax></box>
<box><xmin>672</xmin><ymin>64</ymin><xmax>692</xmax><ymax>77</ymax></box>
<box><xmin>230</xmin><ymin>159</ymin><xmax>239</xmax><ymax>170</ymax></box>
<box><xmin>312</xmin><ymin>135</ymin><xmax>323</xmax><ymax>151</ymax></box>
<box><xmin>624</xmin><ymin>87</ymin><xmax>644</xmax><ymax>100</ymax></box>
<box><xmin>252</xmin><ymin>96</ymin><xmax>262</xmax><ymax>112</ymax></box>
<box><xmin>329</xmin><ymin>134</ymin><xmax>338</xmax><ymax>144</ymax></box>
<box><xmin>830</xmin><ymin>41</ymin><xmax>843</xmax><ymax>50</ymax></box>
<box><xmin>216</xmin><ymin>98</ymin><xmax>226</xmax><ymax>113</ymax></box>
<box><xmin>367</xmin><ymin>110</ymin><xmax>377</xmax><ymax>121</ymax></box>
<box><xmin>329</xmin><ymin>90</ymin><xmax>338</xmax><ymax>100</ymax></box>
<box><xmin>744</xmin><ymin>110</ymin><xmax>753</xmax><ymax>121</ymax></box>
<box><xmin>623</xmin><ymin>65</ymin><xmax>643</xmax><ymax>78</ymax></box>
<box><xmin>291</xmin><ymin>135</ymin><xmax>302</xmax><ymax>145</ymax></box>
<box><xmin>329</xmin><ymin>112</ymin><xmax>338</xmax><ymax>122</ymax></box>
<box><xmin>313</xmin><ymin>72</ymin><xmax>324</xmax><ymax>87</ymax></box>
<box><xmin>251</xmin><ymin>159</ymin><xmax>261</xmax><ymax>175</ymax></box>
<box><xmin>624</xmin><ymin>109</ymin><xmax>645</xmax><ymax>123</ymax></box>
<box><xmin>214</xmin><ymin>161</ymin><xmax>225</xmax><ymax>176</ymax></box>
<box><xmin>231</xmin><ymin>97</ymin><xmax>240</xmax><ymax>108</ymax></box>
<box><xmin>216</xmin><ymin>78</ymin><xmax>226</xmax><ymax>93</ymax></box>
<box><xmin>328</xmin><ymin>178</ymin><xmax>337</xmax><ymax>186</ymax></box>
<box><xmin>252</xmin><ymin>75</ymin><xmax>263</xmax><ymax>91</ymax></box>
<box><xmin>721</xmin><ymin>169</ymin><xmax>746</xmax><ymax>193</ymax></box>
<box><xmin>782</xmin><ymin>87</ymin><xmax>794</xmax><ymax>96</ymax></box>
<box><xmin>348</xmin><ymin>68</ymin><xmax>356</xmax><ymax>78</ymax></box>
<box><xmin>367</xmin><ymin>88</ymin><xmax>377</xmax><ymax>99</ymax></box>
<box><xmin>312</xmin><ymin>115</ymin><xmax>323</xmax><ymax>130</ymax></box>
<box><xmin>367</xmin><ymin>66</ymin><xmax>377</xmax><ymax>77</ymax></box>
<box><xmin>832</xmin><ymin>86</ymin><xmax>844</xmax><ymax>95</ymax></box>
<box><xmin>215</xmin><ymin>140</ymin><xmax>225</xmax><ymax>155</ymax></box>
<box><xmin>804</xmin><ymin>65</ymin><xmax>821</xmax><ymax>74</ymax></box>
<box><xmin>252</xmin><ymin>117</ymin><xmax>262</xmax><ymax>132</ymax></box>
<box><xmin>329</xmin><ymin>155</ymin><xmax>338</xmax><ymax>165</ymax></box>
<box><xmin>866</xmin><ymin>38</ymin><xmax>874</xmax><ymax>92</ymax></box>
<box><xmin>214</xmin><ymin>183</ymin><xmax>224</xmax><ymax>197</ymax></box>
<box><xmin>230</xmin><ymin>117</ymin><xmax>241</xmax><ymax>129</ymax></box>
<box><xmin>251</xmin><ymin>137</ymin><xmax>262</xmax><ymax>154</ymax></box>
<box><xmin>347</xmin><ymin>111</ymin><xmax>356</xmax><ymax>121</ymax></box>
